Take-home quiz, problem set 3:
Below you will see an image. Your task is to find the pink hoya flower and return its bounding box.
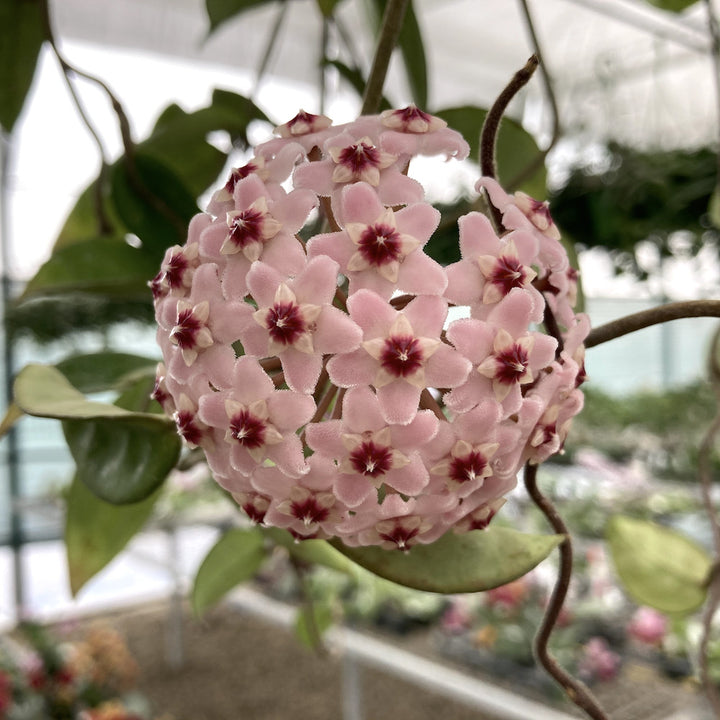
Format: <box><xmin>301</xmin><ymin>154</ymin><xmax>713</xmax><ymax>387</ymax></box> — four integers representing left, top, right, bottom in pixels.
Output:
<box><xmin>627</xmin><ymin>607</ymin><xmax>668</xmax><ymax>646</ymax></box>
<box><xmin>152</xmin><ymin>108</ymin><xmax>588</xmax><ymax>549</ymax></box>
<box><xmin>308</xmin><ymin>182</ymin><xmax>445</xmax><ymax>300</ymax></box>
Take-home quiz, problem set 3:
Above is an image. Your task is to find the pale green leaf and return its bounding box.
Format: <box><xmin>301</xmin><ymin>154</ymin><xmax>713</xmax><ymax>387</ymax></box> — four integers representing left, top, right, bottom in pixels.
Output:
<box><xmin>192</xmin><ymin>528</ymin><xmax>266</xmax><ymax>615</ymax></box>
<box><xmin>65</xmin><ymin>475</ymin><xmax>161</xmax><ymax>595</ymax></box>
<box><xmin>607</xmin><ymin>515</ymin><xmax>711</xmax><ymax>615</ymax></box>
<box><xmin>295</xmin><ymin>601</ymin><xmax>333</xmax><ymax>649</ymax></box>
<box><xmin>0</xmin><ymin>402</ymin><xmax>24</xmax><ymax>440</ymax></box>
<box><xmin>331</xmin><ymin>528</ymin><xmax>563</xmax><ymax>594</ymax></box>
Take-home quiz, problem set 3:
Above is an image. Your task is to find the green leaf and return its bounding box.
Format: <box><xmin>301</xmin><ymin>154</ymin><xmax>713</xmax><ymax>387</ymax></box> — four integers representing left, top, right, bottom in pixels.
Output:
<box><xmin>55</xmin><ymin>352</ymin><xmax>158</xmax><ymax>394</ymax></box>
<box><xmin>63</xmin><ymin>416</ymin><xmax>180</xmax><ymax>504</ymax></box>
<box><xmin>644</xmin><ymin>0</ymin><xmax>696</xmax><ymax>11</ymax></box>
<box><xmin>110</xmin><ymin>153</ymin><xmax>199</xmax><ymax>262</ymax></box>
<box><xmin>205</xmin><ymin>0</ymin><xmax>278</xmax><ymax>35</ymax></box>
<box><xmin>65</xmin><ymin>474</ymin><xmax>161</xmax><ymax>595</ymax></box>
<box><xmin>15</xmin><ymin>364</ymin><xmax>135</xmax><ymax>419</ymax></box>
<box><xmin>0</xmin><ymin>0</ymin><xmax>46</xmax><ymax>133</ymax></box>
<box><xmin>21</xmin><ymin>236</ymin><xmax>158</xmax><ymax>300</ymax></box>
<box><xmin>295</xmin><ymin>601</ymin><xmax>333</xmax><ymax>649</ymax></box>
<box><xmin>14</xmin><ymin>364</ymin><xmax>178</xmax><ymax>504</ymax></box>
<box><xmin>192</xmin><ymin>528</ymin><xmax>266</xmax><ymax>615</ymax></box>
<box><xmin>331</xmin><ymin>528</ymin><xmax>563</xmax><ymax>594</ymax></box>
<box><xmin>113</xmin><ymin>374</ymin><xmax>162</xmax><ymax>413</ymax></box>
<box><xmin>436</xmin><ymin>106</ymin><xmax>547</xmax><ymax>198</ymax></box>
<box><xmin>606</xmin><ymin>515</ymin><xmax>712</xmax><ymax>615</ymax></box>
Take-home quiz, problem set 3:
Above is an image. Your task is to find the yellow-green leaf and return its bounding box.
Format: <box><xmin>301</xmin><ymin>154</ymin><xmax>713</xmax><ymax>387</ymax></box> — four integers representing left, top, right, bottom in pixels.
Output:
<box><xmin>607</xmin><ymin>515</ymin><xmax>711</xmax><ymax>615</ymax></box>
<box><xmin>331</xmin><ymin>527</ymin><xmax>563</xmax><ymax>594</ymax></box>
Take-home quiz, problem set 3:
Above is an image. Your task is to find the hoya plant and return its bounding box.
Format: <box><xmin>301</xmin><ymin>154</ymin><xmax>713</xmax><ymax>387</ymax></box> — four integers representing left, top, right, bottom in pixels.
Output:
<box><xmin>4</xmin><ymin>1</ymin><xmax>720</xmax><ymax>719</ymax></box>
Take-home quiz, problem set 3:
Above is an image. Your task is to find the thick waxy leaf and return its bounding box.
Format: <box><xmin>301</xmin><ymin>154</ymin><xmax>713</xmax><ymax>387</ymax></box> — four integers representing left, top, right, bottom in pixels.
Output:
<box><xmin>15</xmin><ymin>364</ymin><xmax>132</xmax><ymax>419</ymax></box>
<box><xmin>56</xmin><ymin>352</ymin><xmax>158</xmax><ymax>394</ymax></box>
<box><xmin>607</xmin><ymin>515</ymin><xmax>712</xmax><ymax>615</ymax></box>
<box><xmin>21</xmin><ymin>236</ymin><xmax>158</xmax><ymax>300</ymax></box>
<box><xmin>205</xmin><ymin>0</ymin><xmax>277</xmax><ymax>34</ymax></box>
<box><xmin>192</xmin><ymin>528</ymin><xmax>266</xmax><ymax>615</ymax></box>
<box><xmin>63</xmin><ymin>416</ymin><xmax>180</xmax><ymax>504</ymax></box>
<box><xmin>66</xmin><ymin>474</ymin><xmax>161</xmax><ymax>595</ymax></box>
<box><xmin>110</xmin><ymin>153</ymin><xmax>199</xmax><ymax>262</ymax></box>
<box><xmin>437</xmin><ymin>106</ymin><xmax>547</xmax><ymax>198</ymax></box>
<box><xmin>15</xmin><ymin>364</ymin><xmax>178</xmax><ymax>504</ymax></box>
<box><xmin>0</xmin><ymin>0</ymin><xmax>45</xmax><ymax>133</ymax></box>
<box><xmin>708</xmin><ymin>183</ymin><xmax>720</xmax><ymax>230</ymax></box>
<box><xmin>332</xmin><ymin>527</ymin><xmax>563</xmax><ymax>593</ymax></box>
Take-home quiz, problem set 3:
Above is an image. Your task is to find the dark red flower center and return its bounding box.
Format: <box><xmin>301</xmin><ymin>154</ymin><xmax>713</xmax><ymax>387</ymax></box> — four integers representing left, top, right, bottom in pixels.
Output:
<box><xmin>241</xmin><ymin>495</ymin><xmax>268</xmax><ymax>524</ymax></box>
<box><xmin>286</xmin><ymin>110</ymin><xmax>321</xmax><ymax>133</ymax></box>
<box><xmin>467</xmin><ymin>508</ymin><xmax>498</xmax><ymax>531</ymax></box>
<box><xmin>267</xmin><ymin>302</ymin><xmax>305</xmax><ymax>345</ymax></box>
<box><xmin>489</xmin><ymin>255</ymin><xmax>527</xmax><ymax>296</ymax></box>
<box><xmin>380</xmin><ymin>335</ymin><xmax>424</xmax><ymax>378</ymax></box>
<box><xmin>379</xmin><ymin>523</ymin><xmax>419</xmax><ymax>550</ymax></box>
<box><xmin>229</xmin><ymin>409</ymin><xmax>266</xmax><ymax>449</ymax></box>
<box><xmin>290</xmin><ymin>496</ymin><xmax>330</xmax><ymax>525</ymax></box>
<box><xmin>224</xmin><ymin>162</ymin><xmax>258</xmax><ymax>195</ymax></box>
<box><xmin>163</xmin><ymin>253</ymin><xmax>190</xmax><ymax>290</ymax></box>
<box><xmin>349</xmin><ymin>441</ymin><xmax>394</xmax><ymax>478</ymax></box>
<box><xmin>337</xmin><ymin>142</ymin><xmax>382</xmax><ymax>177</ymax></box>
<box><xmin>448</xmin><ymin>451</ymin><xmax>488</xmax><ymax>484</ymax></box>
<box><xmin>393</xmin><ymin>106</ymin><xmax>433</xmax><ymax>129</ymax></box>
<box><xmin>494</xmin><ymin>344</ymin><xmax>529</xmax><ymax>385</ymax></box>
<box><xmin>171</xmin><ymin>309</ymin><xmax>202</xmax><ymax>349</ymax></box>
<box><xmin>228</xmin><ymin>208</ymin><xmax>264</xmax><ymax>248</ymax></box>
<box><xmin>357</xmin><ymin>223</ymin><xmax>402</xmax><ymax>266</ymax></box>
<box><xmin>176</xmin><ymin>411</ymin><xmax>204</xmax><ymax>446</ymax></box>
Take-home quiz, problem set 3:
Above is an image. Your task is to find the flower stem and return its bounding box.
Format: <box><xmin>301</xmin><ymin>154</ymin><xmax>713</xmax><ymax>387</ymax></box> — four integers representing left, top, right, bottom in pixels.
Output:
<box><xmin>523</xmin><ymin>463</ymin><xmax>610</xmax><ymax>720</ymax></box>
<box><xmin>361</xmin><ymin>0</ymin><xmax>411</xmax><ymax>115</ymax></box>
<box><xmin>585</xmin><ymin>300</ymin><xmax>720</xmax><ymax>348</ymax></box>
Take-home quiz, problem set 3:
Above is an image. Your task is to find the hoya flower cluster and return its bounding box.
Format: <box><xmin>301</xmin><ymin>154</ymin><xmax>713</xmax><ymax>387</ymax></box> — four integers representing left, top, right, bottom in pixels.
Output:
<box><xmin>152</xmin><ymin>107</ymin><xmax>588</xmax><ymax>550</ymax></box>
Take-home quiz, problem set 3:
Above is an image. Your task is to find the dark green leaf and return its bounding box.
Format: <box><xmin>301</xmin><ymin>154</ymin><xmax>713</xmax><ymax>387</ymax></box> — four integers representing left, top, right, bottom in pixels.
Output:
<box><xmin>192</xmin><ymin>528</ymin><xmax>266</xmax><ymax>615</ymax></box>
<box><xmin>331</xmin><ymin>528</ymin><xmax>562</xmax><ymax>594</ymax></box>
<box><xmin>644</xmin><ymin>0</ymin><xmax>696</xmax><ymax>11</ymax></box>
<box><xmin>325</xmin><ymin>60</ymin><xmax>392</xmax><ymax>111</ymax></box>
<box><xmin>55</xmin><ymin>352</ymin><xmax>158</xmax><ymax>394</ymax></box>
<box><xmin>63</xmin><ymin>415</ymin><xmax>180</xmax><ymax>504</ymax></box>
<box><xmin>53</xmin><ymin>181</ymin><xmax>120</xmax><ymax>251</ymax></box>
<box><xmin>295</xmin><ymin>601</ymin><xmax>333</xmax><ymax>649</ymax></box>
<box><xmin>205</xmin><ymin>0</ymin><xmax>278</xmax><ymax>35</ymax></box>
<box><xmin>436</xmin><ymin>106</ymin><xmax>547</xmax><ymax>198</ymax></box>
<box><xmin>113</xmin><ymin>374</ymin><xmax>161</xmax><ymax>413</ymax></box>
<box><xmin>65</xmin><ymin>474</ymin><xmax>161</xmax><ymax>595</ymax></box>
<box><xmin>110</xmin><ymin>153</ymin><xmax>199</xmax><ymax>261</ymax></box>
<box><xmin>606</xmin><ymin>515</ymin><xmax>711</xmax><ymax>615</ymax></box>
<box><xmin>21</xmin><ymin>236</ymin><xmax>158</xmax><ymax>300</ymax></box>
<box><xmin>0</xmin><ymin>0</ymin><xmax>46</xmax><ymax>133</ymax></box>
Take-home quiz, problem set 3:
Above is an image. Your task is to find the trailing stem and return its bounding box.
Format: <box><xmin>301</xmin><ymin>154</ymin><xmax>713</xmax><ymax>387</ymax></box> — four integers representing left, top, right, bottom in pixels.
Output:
<box><xmin>585</xmin><ymin>300</ymin><xmax>720</xmax><ymax>348</ymax></box>
<box><xmin>479</xmin><ymin>55</ymin><xmax>539</xmax><ymax>233</ymax></box>
<box><xmin>524</xmin><ymin>464</ymin><xmax>610</xmax><ymax>720</ymax></box>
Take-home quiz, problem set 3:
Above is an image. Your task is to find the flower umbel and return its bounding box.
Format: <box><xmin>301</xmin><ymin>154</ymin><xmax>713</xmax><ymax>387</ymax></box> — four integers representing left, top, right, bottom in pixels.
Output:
<box><xmin>153</xmin><ymin>108</ymin><xmax>588</xmax><ymax>548</ymax></box>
